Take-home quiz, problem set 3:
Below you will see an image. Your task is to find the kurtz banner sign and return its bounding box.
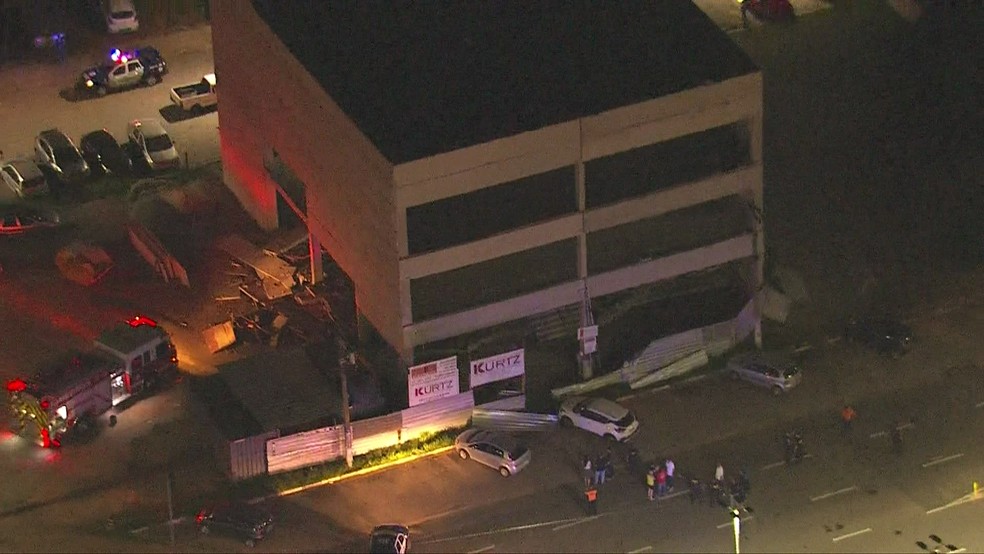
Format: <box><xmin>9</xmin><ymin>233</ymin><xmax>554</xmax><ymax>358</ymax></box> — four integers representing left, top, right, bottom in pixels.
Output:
<box><xmin>470</xmin><ymin>348</ymin><xmax>525</xmax><ymax>388</ymax></box>
<box><xmin>407</xmin><ymin>356</ymin><xmax>459</xmax><ymax>407</ymax></box>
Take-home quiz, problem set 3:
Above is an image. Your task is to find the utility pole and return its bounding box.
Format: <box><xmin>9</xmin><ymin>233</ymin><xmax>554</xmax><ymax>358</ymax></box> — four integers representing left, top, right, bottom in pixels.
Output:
<box><xmin>166</xmin><ymin>470</ymin><xmax>175</xmax><ymax>547</ymax></box>
<box><xmin>338</xmin><ymin>337</ymin><xmax>354</xmax><ymax>468</ymax></box>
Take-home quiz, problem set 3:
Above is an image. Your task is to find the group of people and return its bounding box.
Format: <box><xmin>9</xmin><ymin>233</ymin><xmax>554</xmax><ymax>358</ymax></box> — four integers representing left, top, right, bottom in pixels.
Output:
<box><xmin>685</xmin><ymin>462</ymin><xmax>750</xmax><ymax>510</ymax></box>
<box><xmin>582</xmin><ymin>448</ymin><xmax>615</xmax><ymax>487</ymax></box>
<box><xmin>580</xmin><ymin>447</ymin><xmax>751</xmax><ymax>515</ymax></box>
<box><xmin>644</xmin><ymin>459</ymin><xmax>676</xmax><ymax>501</ymax></box>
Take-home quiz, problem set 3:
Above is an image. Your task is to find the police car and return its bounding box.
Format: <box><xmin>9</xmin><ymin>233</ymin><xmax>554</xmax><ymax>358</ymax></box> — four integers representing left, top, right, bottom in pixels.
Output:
<box><xmin>78</xmin><ymin>47</ymin><xmax>168</xmax><ymax>97</ymax></box>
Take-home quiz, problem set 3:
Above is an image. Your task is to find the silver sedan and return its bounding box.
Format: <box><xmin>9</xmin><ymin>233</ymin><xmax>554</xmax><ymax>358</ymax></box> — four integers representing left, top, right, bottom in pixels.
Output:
<box><xmin>454</xmin><ymin>429</ymin><xmax>531</xmax><ymax>477</ymax></box>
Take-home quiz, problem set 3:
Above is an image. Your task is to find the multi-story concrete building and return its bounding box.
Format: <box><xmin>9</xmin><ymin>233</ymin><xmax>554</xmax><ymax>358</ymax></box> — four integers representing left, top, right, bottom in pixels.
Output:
<box><xmin>211</xmin><ymin>1</ymin><xmax>764</xmax><ymax>389</ymax></box>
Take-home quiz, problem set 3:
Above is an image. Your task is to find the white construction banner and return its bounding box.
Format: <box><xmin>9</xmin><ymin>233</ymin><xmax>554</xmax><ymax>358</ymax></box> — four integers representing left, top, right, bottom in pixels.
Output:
<box><xmin>470</xmin><ymin>348</ymin><xmax>525</xmax><ymax>388</ymax></box>
<box><xmin>408</xmin><ymin>356</ymin><xmax>459</xmax><ymax>407</ymax></box>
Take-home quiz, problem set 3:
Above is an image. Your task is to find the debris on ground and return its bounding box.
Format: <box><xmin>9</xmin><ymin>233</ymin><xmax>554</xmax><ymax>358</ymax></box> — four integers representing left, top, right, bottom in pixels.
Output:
<box><xmin>55</xmin><ymin>241</ymin><xmax>114</xmax><ymax>286</ymax></box>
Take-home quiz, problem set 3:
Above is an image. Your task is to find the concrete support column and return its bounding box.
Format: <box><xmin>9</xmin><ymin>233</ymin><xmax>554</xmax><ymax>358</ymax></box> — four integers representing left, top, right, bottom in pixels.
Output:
<box><xmin>576</xmin><ymin>120</ymin><xmax>594</xmax><ymax>380</ymax></box>
<box><xmin>748</xmin><ymin>108</ymin><xmax>765</xmax><ymax>349</ymax></box>
<box><xmin>308</xmin><ymin>232</ymin><xmax>324</xmax><ymax>284</ymax></box>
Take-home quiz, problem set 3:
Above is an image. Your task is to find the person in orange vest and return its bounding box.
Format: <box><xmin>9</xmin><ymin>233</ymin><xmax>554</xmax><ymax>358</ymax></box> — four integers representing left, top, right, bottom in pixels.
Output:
<box><xmin>841</xmin><ymin>405</ymin><xmax>857</xmax><ymax>433</ymax></box>
<box><xmin>585</xmin><ymin>485</ymin><xmax>598</xmax><ymax>515</ymax></box>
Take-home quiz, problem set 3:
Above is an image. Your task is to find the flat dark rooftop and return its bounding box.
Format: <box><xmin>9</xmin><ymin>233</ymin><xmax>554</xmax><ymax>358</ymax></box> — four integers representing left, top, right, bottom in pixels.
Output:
<box><xmin>251</xmin><ymin>1</ymin><xmax>759</xmax><ymax>164</ymax></box>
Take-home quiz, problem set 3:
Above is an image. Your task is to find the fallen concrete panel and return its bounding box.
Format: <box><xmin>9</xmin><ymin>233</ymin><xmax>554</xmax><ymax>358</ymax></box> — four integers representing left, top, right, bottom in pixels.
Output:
<box><xmin>216</xmin><ymin>234</ymin><xmax>296</xmax><ymax>300</ymax></box>
<box><xmin>203</xmin><ymin>320</ymin><xmax>236</xmax><ymax>353</ymax></box>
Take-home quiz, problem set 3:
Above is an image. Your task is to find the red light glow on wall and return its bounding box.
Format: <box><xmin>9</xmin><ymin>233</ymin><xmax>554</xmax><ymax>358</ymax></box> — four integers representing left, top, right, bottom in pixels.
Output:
<box><xmin>127</xmin><ymin>315</ymin><xmax>158</xmax><ymax>328</ymax></box>
<box><xmin>220</xmin><ymin>139</ymin><xmax>277</xmax><ymax>219</ymax></box>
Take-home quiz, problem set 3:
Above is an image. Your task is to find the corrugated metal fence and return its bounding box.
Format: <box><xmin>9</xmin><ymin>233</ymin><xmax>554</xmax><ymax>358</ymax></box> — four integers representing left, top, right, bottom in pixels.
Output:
<box><xmin>266</xmin><ymin>425</ymin><xmax>344</xmax><ymax>475</ymax></box>
<box><xmin>261</xmin><ymin>391</ymin><xmax>475</xmax><ymax>476</ymax></box>
<box><xmin>471</xmin><ymin>409</ymin><xmax>557</xmax><ymax>432</ymax></box>
<box><xmin>229</xmin><ymin>430</ymin><xmax>279</xmax><ymax>480</ymax></box>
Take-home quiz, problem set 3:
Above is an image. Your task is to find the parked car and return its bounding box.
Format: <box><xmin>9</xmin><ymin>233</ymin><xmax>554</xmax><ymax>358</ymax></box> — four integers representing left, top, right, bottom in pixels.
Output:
<box><xmin>170</xmin><ymin>73</ymin><xmax>217</xmax><ymax>113</ymax></box>
<box><xmin>845</xmin><ymin>317</ymin><xmax>913</xmax><ymax>357</ymax></box>
<box><xmin>726</xmin><ymin>351</ymin><xmax>802</xmax><ymax>395</ymax></box>
<box><xmin>558</xmin><ymin>396</ymin><xmax>639</xmax><ymax>441</ymax></box>
<box><xmin>369</xmin><ymin>524</ymin><xmax>410</xmax><ymax>554</ymax></box>
<box><xmin>0</xmin><ymin>207</ymin><xmax>60</xmax><ymax>235</ymax></box>
<box><xmin>196</xmin><ymin>502</ymin><xmax>273</xmax><ymax>548</ymax></box>
<box><xmin>35</xmin><ymin>129</ymin><xmax>90</xmax><ymax>183</ymax></box>
<box><xmin>103</xmin><ymin>0</ymin><xmax>139</xmax><ymax>33</ymax></box>
<box><xmin>1</xmin><ymin>159</ymin><xmax>49</xmax><ymax>197</ymax></box>
<box><xmin>80</xmin><ymin>129</ymin><xmax>132</xmax><ymax>175</ymax></box>
<box><xmin>454</xmin><ymin>428</ymin><xmax>531</xmax><ymax>477</ymax></box>
<box><xmin>128</xmin><ymin>119</ymin><xmax>179</xmax><ymax>171</ymax></box>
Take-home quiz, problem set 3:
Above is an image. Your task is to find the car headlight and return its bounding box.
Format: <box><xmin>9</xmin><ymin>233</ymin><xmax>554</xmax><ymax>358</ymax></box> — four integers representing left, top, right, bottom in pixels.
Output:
<box><xmin>85</xmin><ymin>80</ymin><xmax>93</xmax><ymax>87</ymax></box>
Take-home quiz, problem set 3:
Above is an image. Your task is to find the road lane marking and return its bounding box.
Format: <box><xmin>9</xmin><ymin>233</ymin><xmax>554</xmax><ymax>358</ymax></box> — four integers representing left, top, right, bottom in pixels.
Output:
<box><xmin>871</xmin><ymin>423</ymin><xmax>915</xmax><ymax>439</ymax></box>
<box><xmin>660</xmin><ymin>489</ymin><xmax>689</xmax><ymax>501</ymax></box>
<box><xmin>832</xmin><ymin>527</ymin><xmax>872</xmax><ymax>542</ymax></box>
<box><xmin>761</xmin><ymin>453</ymin><xmax>816</xmax><ymax>471</ymax></box>
<box><xmin>552</xmin><ymin>515</ymin><xmax>602</xmax><ymax>531</ymax></box>
<box><xmin>716</xmin><ymin>515</ymin><xmax>754</xmax><ymax>529</ymax></box>
<box><xmin>810</xmin><ymin>485</ymin><xmax>858</xmax><ymax>502</ymax></box>
<box><xmin>468</xmin><ymin>545</ymin><xmax>495</xmax><ymax>553</ymax></box>
<box><xmin>922</xmin><ymin>453</ymin><xmax>964</xmax><ymax>468</ymax></box>
<box><xmin>421</xmin><ymin>517</ymin><xmax>586</xmax><ymax>543</ymax></box>
<box><xmin>926</xmin><ymin>491</ymin><xmax>984</xmax><ymax>514</ymax></box>
<box><xmin>628</xmin><ymin>547</ymin><xmax>653</xmax><ymax>553</ymax></box>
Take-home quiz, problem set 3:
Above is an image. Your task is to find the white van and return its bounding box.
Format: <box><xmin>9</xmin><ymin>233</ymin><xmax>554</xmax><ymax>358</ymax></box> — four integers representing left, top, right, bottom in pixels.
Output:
<box><xmin>103</xmin><ymin>0</ymin><xmax>139</xmax><ymax>34</ymax></box>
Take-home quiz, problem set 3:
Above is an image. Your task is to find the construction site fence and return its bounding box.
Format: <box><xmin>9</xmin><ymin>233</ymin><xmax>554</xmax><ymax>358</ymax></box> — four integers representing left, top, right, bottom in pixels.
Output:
<box><xmin>471</xmin><ymin>409</ymin><xmax>558</xmax><ymax>432</ymax></box>
<box><xmin>261</xmin><ymin>391</ymin><xmax>475</xmax><ymax>476</ymax></box>
<box><xmin>228</xmin><ymin>430</ymin><xmax>280</xmax><ymax>481</ymax></box>
<box><xmin>552</xmin><ymin>298</ymin><xmax>757</xmax><ymax>399</ymax></box>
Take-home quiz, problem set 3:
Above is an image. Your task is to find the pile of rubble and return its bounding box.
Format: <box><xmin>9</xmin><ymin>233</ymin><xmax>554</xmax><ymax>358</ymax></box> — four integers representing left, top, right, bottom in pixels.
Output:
<box><xmin>202</xmin><ymin>232</ymin><xmax>355</xmax><ymax>354</ymax></box>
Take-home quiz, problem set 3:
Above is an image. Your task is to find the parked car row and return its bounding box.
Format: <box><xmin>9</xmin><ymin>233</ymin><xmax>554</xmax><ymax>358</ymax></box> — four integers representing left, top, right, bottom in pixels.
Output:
<box><xmin>3</xmin><ymin>120</ymin><xmax>180</xmax><ymax>198</ymax></box>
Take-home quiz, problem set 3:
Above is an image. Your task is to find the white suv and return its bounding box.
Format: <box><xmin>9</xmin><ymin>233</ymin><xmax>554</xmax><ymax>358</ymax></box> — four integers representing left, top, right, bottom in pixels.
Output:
<box><xmin>104</xmin><ymin>0</ymin><xmax>139</xmax><ymax>34</ymax></box>
<box><xmin>558</xmin><ymin>396</ymin><xmax>639</xmax><ymax>441</ymax></box>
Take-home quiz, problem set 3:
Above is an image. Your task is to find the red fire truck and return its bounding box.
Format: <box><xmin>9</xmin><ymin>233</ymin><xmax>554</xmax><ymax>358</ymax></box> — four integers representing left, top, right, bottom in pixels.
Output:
<box><xmin>5</xmin><ymin>315</ymin><xmax>177</xmax><ymax>447</ymax></box>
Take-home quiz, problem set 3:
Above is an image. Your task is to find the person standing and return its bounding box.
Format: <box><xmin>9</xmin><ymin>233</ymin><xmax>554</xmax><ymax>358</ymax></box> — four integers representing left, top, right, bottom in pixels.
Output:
<box><xmin>665</xmin><ymin>458</ymin><xmax>676</xmax><ymax>491</ymax></box>
<box><xmin>594</xmin><ymin>453</ymin><xmax>607</xmax><ymax>485</ymax></box>
<box><xmin>891</xmin><ymin>420</ymin><xmax>904</xmax><ymax>455</ymax></box>
<box><xmin>585</xmin><ymin>485</ymin><xmax>598</xmax><ymax>515</ymax></box>
<box><xmin>841</xmin><ymin>405</ymin><xmax>857</xmax><ymax>434</ymax></box>
<box><xmin>656</xmin><ymin>464</ymin><xmax>668</xmax><ymax>498</ymax></box>
<box><xmin>582</xmin><ymin>456</ymin><xmax>593</xmax><ymax>487</ymax></box>
<box><xmin>646</xmin><ymin>465</ymin><xmax>656</xmax><ymax>501</ymax></box>
<box><xmin>689</xmin><ymin>475</ymin><xmax>703</xmax><ymax>505</ymax></box>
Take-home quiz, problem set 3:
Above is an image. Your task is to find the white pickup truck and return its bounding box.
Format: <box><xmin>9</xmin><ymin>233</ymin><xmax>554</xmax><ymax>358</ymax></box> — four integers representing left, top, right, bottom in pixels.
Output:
<box><xmin>169</xmin><ymin>73</ymin><xmax>217</xmax><ymax>113</ymax></box>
